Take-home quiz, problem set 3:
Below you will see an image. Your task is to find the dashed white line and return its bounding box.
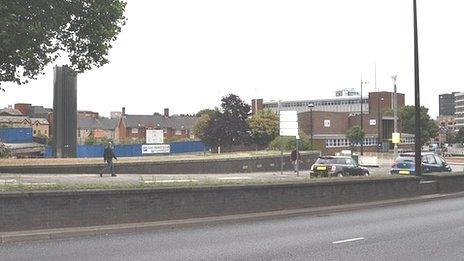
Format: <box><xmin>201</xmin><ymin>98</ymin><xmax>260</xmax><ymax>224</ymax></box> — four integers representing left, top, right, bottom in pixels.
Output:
<box><xmin>144</xmin><ymin>179</ymin><xmax>198</xmax><ymax>183</ymax></box>
<box><xmin>217</xmin><ymin>177</ymin><xmax>252</xmax><ymax>180</ymax></box>
<box><xmin>332</xmin><ymin>237</ymin><xmax>365</xmax><ymax>244</ymax></box>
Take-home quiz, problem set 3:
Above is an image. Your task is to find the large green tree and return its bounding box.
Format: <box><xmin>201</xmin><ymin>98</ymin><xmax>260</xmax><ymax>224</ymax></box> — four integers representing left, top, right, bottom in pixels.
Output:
<box><xmin>248</xmin><ymin>109</ymin><xmax>279</xmax><ymax>147</ymax></box>
<box><xmin>220</xmin><ymin>94</ymin><xmax>251</xmax><ymax>146</ymax></box>
<box><xmin>399</xmin><ymin>106</ymin><xmax>438</xmax><ymax>145</ymax></box>
<box><xmin>193</xmin><ymin>94</ymin><xmax>251</xmax><ymax>149</ymax></box>
<box><xmin>0</xmin><ymin>0</ymin><xmax>127</xmax><ymax>88</ymax></box>
<box><xmin>346</xmin><ymin>125</ymin><xmax>365</xmax><ymax>150</ymax></box>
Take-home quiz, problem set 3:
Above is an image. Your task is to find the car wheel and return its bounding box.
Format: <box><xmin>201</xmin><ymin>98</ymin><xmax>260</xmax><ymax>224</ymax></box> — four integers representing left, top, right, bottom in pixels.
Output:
<box><xmin>364</xmin><ymin>171</ymin><xmax>370</xmax><ymax>176</ymax></box>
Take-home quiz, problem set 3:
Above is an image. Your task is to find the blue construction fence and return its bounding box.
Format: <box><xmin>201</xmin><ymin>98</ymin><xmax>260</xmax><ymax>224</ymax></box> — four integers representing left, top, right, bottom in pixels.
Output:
<box><xmin>44</xmin><ymin>141</ymin><xmax>208</xmax><ymax>158</ymax></box>
<box><xmin>0</xmin><ymin>128</ymin><xmax>33</xmax><ymax>143</ymax></box>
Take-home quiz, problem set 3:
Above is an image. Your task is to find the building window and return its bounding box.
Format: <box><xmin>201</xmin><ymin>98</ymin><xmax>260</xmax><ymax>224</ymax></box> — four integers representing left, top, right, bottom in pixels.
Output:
<box><xmin>45</xmin><ymin>130</ymin><xmax>47</xmax><ymax>134</ymax></box>
<box><xmin>131</xmin><ymin>128</ymin><xmax>138</xmax><ymax>134</ymax></box>
<box><xmin>33</xmin><ymin>130</ymin><xmax>37</xmax><ymax>134</ymax></box>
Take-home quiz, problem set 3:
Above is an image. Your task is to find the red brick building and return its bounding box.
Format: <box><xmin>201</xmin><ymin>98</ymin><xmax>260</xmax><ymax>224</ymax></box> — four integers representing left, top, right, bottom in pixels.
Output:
<box><xmin>297</xmin><ymin>91</ymin><xmax>412</xmax><ymax>155</ymax></box>
<box><xmin>116</xmin><ymin>108</ymin><xmax>198</xmax><ymax>143</ymax></box>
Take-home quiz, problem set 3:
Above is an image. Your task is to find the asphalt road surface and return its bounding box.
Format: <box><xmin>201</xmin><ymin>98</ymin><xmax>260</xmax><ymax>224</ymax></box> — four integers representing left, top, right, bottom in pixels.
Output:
<box><xmin>4</xmin><ymin>196</ymin><xmax>464</xmax><ymax>261</ymax></box>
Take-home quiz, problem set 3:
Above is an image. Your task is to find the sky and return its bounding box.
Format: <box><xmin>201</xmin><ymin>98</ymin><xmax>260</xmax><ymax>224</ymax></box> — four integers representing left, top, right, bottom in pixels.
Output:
<box><xmin>2</xmin><ymin>0</ymin><xmax>464</xmax><ymax>118</ymax></box>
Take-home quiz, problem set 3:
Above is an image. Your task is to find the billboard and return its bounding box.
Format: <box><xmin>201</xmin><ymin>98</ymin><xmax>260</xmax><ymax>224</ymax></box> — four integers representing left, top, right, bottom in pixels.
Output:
<box><xmin>279</xmin><ymin>111</ymin><xmax>298</xmax><ymax>137</ymax></box>
<box><xmin>142</xmin><ymin>144</ymin><xmax>170</xmax><ymax>154</ymax></box>
<box><xmin>146</xmin><ymin>129</ymin><xmax>164</xmax><ymax>144</ymax></box>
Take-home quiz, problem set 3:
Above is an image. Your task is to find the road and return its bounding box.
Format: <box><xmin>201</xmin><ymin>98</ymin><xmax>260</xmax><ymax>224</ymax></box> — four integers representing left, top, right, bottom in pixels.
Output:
<box><xmin>4</xmin><ymin>196</ymin><xmax>464</xmax><ymax>261</ymax></box>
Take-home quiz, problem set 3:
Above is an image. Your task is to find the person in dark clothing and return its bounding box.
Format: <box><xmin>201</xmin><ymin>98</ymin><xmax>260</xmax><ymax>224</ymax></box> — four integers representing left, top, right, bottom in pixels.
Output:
<box><xmin>100</xmin><ymin>142</ymin><xmax>117</xmax><ymax>177</ymax></box>
<box><xmin>290</xmin><ymin>149</ymin><xmax>300</xmax><ymax>173</ymax></box>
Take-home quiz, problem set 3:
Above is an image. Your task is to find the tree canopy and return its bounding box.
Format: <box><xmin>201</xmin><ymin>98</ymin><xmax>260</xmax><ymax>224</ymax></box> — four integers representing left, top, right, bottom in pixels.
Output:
<box><xmin>0</xmin><ymin>0</ymin><xmax>127</xmax><ymax>88</ymax></box>
<box><xmin>248</xmin><ymin>109</ymin><xmax>279</xmax><ymax>147</ymax></box>
<box><xmin>399</xmin><ymin>106</ymin><xmax>438</xmax><ymax>145</ymax></box>
<box><xmin>192</xmin><ymin>94</ymin><xmax>251</xmax><ymax>149</ymax></box>
<box><xmin>346</xmin><ymin>125</ymin><xmax>365</xmax><ymax>148</ymax></box>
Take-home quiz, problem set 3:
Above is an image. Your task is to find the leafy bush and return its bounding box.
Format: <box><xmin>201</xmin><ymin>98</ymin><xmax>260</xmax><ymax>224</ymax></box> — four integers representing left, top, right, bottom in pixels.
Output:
<box><xmin>0</xmin><ymin>143</ymin><xmax>11</xmax><ymax>158</ymax></box>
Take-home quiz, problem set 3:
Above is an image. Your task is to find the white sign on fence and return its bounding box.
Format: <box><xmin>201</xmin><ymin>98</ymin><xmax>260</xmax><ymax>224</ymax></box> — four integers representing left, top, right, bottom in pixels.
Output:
<box><xmin>146</xmin><ymin>129</ymin><xmax>164</xmax><ymax>144</ymax></box>
<box><xmin>279</xmin><ymin>110</ymin><xmax>298</xmax><ymax>137</ymax></box>
<box><xmin>142</xmin><ymin>144</ymin><xmax>170</xmax><ymax>154</ymax></box>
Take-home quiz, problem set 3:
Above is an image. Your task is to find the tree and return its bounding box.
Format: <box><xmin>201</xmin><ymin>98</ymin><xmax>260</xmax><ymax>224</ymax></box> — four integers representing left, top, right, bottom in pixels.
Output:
<box><xmin>193</xmin><ymin>94</ymin><xmax>251</xmax><ymax>150</ymax></box>
<box><xmin>399</xmin><ymin>106</ymin><xmax>438</xmax><ymax>145</ymax></box>
<box><xmin>346</xmin><ymin>125</ymin><xmax>365</xmax><ymax>151</ymax></box>
<box><xmin>0</xmin><ymin>1</ymin><xmax>127</xmax><ymax>88</ymax></box>
<box><xmin>269</xmin><ymin>132</ymin><xmax>313</xmax><ymax>151</ymax></box>
<box><xmin>248</xmin><ymin>110</ymin><xmax>279</xmax><ymax>147</ymax></box>
<box><xmin>192</xmin><ymin>113</ymin><xmax>212</xmax><ymax>142</ymax></box>
<box><xmin>220</xmin><ymin>94</ymin><xmax>251</xmax><ymax>146</ymax></box>
<box><xmin>454</xmin><ymin>128</ymin><xmax>464</xmax><ymax>144</ymax></box>
<box><xmin>195</xmin><ymin>109</ymin><xmax>216</xmax><ymax>117</ymax></box>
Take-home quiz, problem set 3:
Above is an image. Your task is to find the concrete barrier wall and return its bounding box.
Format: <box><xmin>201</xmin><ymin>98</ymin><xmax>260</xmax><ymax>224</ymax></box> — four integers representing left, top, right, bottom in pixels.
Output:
<box><xmin>0</xmin><ymin>176</ymin><xmax>421</xmax><ymax>232</ymax></box>
<box><xmin>0</xmin><ymin>152</ymin><xmax>320</xmax><ymax>174</ymax></box>
<box><xmin>424</xmin><ymin>172</ymin><xmax>464</xmax><ymax>194</ymax></box>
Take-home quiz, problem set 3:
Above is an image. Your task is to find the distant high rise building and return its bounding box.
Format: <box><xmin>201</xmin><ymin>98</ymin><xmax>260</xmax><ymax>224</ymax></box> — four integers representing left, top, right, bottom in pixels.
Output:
<box><xmin>53</xmin><ymin>66</ymin><xmax>77</xmax><ymax>158</ymax></box>
<box><xmin>439</xmin><ymin>93</ymin><xmax>457</xmax><ymax>116</ymax></box>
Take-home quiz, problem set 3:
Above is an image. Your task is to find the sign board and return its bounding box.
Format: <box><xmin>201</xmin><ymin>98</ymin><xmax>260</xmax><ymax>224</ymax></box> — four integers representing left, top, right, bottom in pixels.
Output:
<box><xmin>279</xmin><ymin>111</ymin><xmax>298</xmax><ymax>137</ymax></box>
<box><xmin>369</xmin><ymin>119</ymin><xmax>377</xmax><ymax>126</ymax></box>
<box><xmin>146</xmin><ymin>129</ymin><xmax>164</xmax><ymax>144</ymax></box>
<box><xmin>392</xmin><ymin>132</ymin><xmax>401</xmax><ymax>144</ymax></box>
<box><xmin>324</xmin><ymin>120</ymin><xmax>331</xmax><ymax>128</ymax></box>
<box><xmin>142</xmin><ymin>144</ymin><xmax>170</xmax><ymax>154</ymax></box>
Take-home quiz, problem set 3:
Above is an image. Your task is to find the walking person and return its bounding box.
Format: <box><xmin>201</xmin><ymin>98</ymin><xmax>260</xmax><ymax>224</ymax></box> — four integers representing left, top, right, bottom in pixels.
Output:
<box><xmin>100</xmin><ymin>142</ymin><xmax>117</xmax><ymax>177</ymax></box>
<box><xmin>290</xmin><ymin>149</ymin><xmax>300</xmax><ymax>173</ymax></box>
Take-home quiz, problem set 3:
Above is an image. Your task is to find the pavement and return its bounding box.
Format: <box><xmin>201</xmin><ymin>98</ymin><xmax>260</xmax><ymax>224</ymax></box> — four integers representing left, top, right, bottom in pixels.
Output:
<box><xmin>1</xmin><ymin>157</ymin><xmax>463</xmax><ymax>188</ymax></box>
<box><xmin>3</xmin><ymin>193</ymin><xmax>464</xmax><ymax>260</ymax></box>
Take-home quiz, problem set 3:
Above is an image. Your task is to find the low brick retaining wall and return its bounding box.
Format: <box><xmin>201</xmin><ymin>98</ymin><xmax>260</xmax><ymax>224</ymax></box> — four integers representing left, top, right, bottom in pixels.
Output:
<box><xmin>0</xmin><ymin>152</ymin><xmax>320</xmax><ymax>174</ymax></box>
<box><xmin>0</xmin><ymin>176</ymin><xmax>422</xmax><ymax>232</ymax></box>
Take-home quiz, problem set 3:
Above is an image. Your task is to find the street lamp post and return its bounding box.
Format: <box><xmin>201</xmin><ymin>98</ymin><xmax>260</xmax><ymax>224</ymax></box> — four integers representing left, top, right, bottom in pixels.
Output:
<box><xmin>413</xmin><ymin>0</ymin><xmax>422</xmax><ymax>175</ymax></box>
<box><xmin>308</xmin><ymin>103</ymin><xmax>314</xmax><ymax>149</ymax></box>
<box><xmin>360</xmin><ymin>79</ymin><xmax>368</xmax><ymax>155</ymax></box>
<box><xmin>392</xmin><ymin>75</ymin><xmax>399</xmax><ymax>158</ymax></box>
<box><xmin>377</xmin><ymin>97</ymin><xmax>385</xmax><ymax>152</ymax></box>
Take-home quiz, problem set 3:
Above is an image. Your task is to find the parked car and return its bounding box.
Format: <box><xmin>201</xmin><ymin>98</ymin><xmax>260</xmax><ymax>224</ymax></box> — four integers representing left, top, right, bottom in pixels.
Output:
<box><xmin>310</xmin><ymin>156</ymin><xmax>370</xmax><ymax>177</ymax></box>
<box><xmin>390</xmin><ymin>152</ymin><xmax>452</xmax><ymax>175</ymax></box>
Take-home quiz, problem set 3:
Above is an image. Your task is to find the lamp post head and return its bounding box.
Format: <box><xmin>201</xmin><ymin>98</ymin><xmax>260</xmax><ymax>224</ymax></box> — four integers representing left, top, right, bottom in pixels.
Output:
<box><xmin>308</xmin><ymin>103</ymin><xmax>314</xmax><ymax>109</ymax></box>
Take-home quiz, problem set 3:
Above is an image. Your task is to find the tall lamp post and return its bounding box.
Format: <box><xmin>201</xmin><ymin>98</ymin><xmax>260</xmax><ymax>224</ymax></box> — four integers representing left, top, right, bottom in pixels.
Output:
<box><xmin>392</xmin><ymin>75</ymin><xmax>399</xmax><ymax>158</ymax></box>
<box><xmin>413</xmin><ymin>0</ymin><xmax>422</xmax><ymax>175</ymax></box>
<box><xmin>377</xmin><ymin>97</ymin><xmax>385</xmax><ymax>152</ymax></box>
<box><xmin>360</xmin><ymin>79</ymin><xmax>369</xmax><ymax>155</ymax></box>
<box><xmin>308</xmin><ymin>103</ymin><xmax>314</xmax><ymax>149</ymax></box>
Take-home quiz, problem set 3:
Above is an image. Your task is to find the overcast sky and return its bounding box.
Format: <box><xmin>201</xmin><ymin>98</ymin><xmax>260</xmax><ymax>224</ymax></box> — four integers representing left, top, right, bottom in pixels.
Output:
<box><xmin>2</xmin><ymin>0</ymin><xmax>463</xmax><ymax>118</ymax></box>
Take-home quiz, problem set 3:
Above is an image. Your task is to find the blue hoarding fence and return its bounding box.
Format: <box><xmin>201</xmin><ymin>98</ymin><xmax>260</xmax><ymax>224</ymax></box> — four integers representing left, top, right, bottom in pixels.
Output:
<box><xmin>44</xmin><ymin>141</ymin><xmax>208</xmax><ymax>158</ymax></box>
<box><xmin>0</xmin><ymin>128</ymin><xmax>33</xmax><ymax>143</ymax></box>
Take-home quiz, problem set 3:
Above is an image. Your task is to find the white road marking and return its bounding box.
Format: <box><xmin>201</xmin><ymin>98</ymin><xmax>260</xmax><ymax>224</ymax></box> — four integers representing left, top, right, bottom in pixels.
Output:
<box><xmin>217</xmin><ymin>177</ymin><xmax>252</xmax><ymax>180</ymax></box>
<box><xmin>332</xmin><ymin>237</ymin><xmax>365</xmax><ymax>244</ymax></box>
<box><xmin>144</xmin><ymin>179</ymin><xmax>198</xmax><ymax>183</ymax></box>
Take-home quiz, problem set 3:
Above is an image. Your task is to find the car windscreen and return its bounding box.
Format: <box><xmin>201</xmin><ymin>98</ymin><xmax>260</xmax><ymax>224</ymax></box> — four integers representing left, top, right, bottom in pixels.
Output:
<box><xmin>315</xmin><ymin>158</ymin><xmax>348</xmax><ymax>164</ymax></box>
<box><xmin>396</xmin><ymin>157</ymin><xmax>415</xmax><ymax>163</ymax></box>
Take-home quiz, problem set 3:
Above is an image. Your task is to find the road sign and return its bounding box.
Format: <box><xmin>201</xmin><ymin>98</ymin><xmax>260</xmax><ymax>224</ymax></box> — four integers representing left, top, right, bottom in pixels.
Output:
<box><xmin>279</xmin><ymin>111</ymin><xmax>298</xmax><ymax>137</ymax></box>
<box><xmin>392</xmin><ymin>132</ymin><xmax>400</xmax><ymax>144</ymax></box>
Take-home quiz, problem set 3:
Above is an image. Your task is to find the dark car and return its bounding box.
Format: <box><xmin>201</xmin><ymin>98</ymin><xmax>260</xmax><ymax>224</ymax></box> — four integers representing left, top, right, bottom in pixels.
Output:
<box><xmin>390</xmin><ymin>152</ymin><xmax>452</xmax><ymax>175</ymax></box>
<box><xmin>310</xmin><ymin>156</ymin><xmax>370</xmax><ymax>177</ymax></box>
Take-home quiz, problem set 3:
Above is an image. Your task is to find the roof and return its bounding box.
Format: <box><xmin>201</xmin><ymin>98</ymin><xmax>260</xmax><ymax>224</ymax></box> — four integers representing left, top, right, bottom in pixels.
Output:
<box><xmin>78</xmin><ymin>118</ymin><xmax>118</xmax><ymax>130</ymax></box>
<box><xmin>0</xmin><ymin>116</ymin><xmax>31</xmax><ymax>124</ymax></box>
<box><xmin>30</xmin><ymin>118</ymin><xmax>49</xmax><ymax>125</ymax></box>
<box><xmin>123</xmin><ymin>115</ymin><xmax>198</xmax><ymax>130</ymax></box>
<box><xmin>0</xmin><ymin>108</ymin><xmax>23</xmax><ymax>116</ymax></box>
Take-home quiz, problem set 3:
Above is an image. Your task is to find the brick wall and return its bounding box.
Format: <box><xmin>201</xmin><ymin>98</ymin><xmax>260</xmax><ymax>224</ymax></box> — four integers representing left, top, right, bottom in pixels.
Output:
<box><xmin>0</xmin><ymin>152</ymin><xmax>321</xmax><ymax>174</ymax></box>
<box><xmin>0</xmin><ymin>176</ymin><xmax>422</xmax><ymax>232</ymax></box>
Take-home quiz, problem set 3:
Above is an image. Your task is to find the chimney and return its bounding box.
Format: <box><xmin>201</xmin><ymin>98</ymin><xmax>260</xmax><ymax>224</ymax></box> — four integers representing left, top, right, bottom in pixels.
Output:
<box><xmin>164</xmin><ymin>108</ymin><xmax>169</xmax><ymax>117</ymax></box>
<box><xmin>122</xmin><ymin>107</ymin><xmax>126</xmax><ymax>116</ymax></box>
